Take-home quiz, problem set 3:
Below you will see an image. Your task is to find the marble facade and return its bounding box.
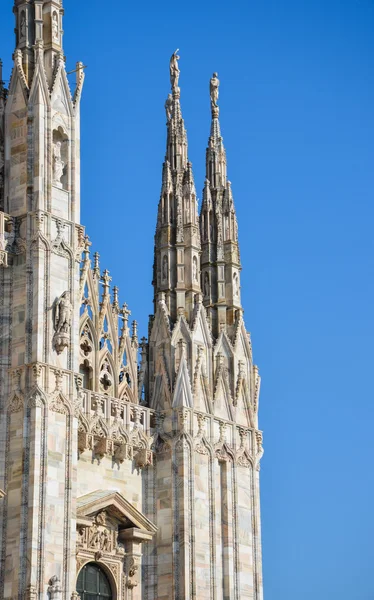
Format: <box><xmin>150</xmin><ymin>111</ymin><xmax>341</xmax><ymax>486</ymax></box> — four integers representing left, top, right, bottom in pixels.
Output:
<box><xmin>0</xmin><ymin>3</ymin><xmax>264</xmax><ymax>599</ymax></box>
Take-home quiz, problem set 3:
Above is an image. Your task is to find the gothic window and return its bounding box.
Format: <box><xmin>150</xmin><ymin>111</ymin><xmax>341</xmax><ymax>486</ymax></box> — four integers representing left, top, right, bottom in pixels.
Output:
<box><xmin>76</xmin><ymin>563</ymin><xmax>112</xmax><ymax>600</ymax></box>
<box><xmin>80</xmin><ymin>359</ymin><xmax>93</xmax><ymax>391</ymax></box>
<box><xmin>99</xmin><ymin>359</ymin><xmax>113</xmax><ymax>392</ymax></box>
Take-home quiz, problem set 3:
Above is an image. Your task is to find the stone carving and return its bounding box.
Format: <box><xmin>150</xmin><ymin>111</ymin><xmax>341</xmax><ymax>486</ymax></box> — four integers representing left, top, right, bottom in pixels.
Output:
<box><xmin>7</xmin><ymin>394</ymin><xmax>23</xmax><ymax>414</ymax></box>
<box><xmin>81</xmin><ymin>512</ymin><xmax>114</xmax><ymax>555</ymax></box>
<box><xmin>194</xmin><ymin>413</ymin><xmax>209</xmax><ymax>455</ymax></box>
<box><xmin>49</xmin><ymin>394</ymin><xmax>69</xmax><ymax>415</ymax></box>
<box><xmin>126</xmin><ymin>557</ymin><xmax>140</xmax><ymax>589</ymax></box>
<box><xmin>210</xmin><ymin>72</ymin><xmax>219</xmax><ymax>110</ymax></box>
<box><xmin>135</xmin><ymin>448</ymin><xmax>153</xmax><ymax>469</ymax></box>
<box><xmin>162</xmin><ymin>254</ymin><xmax>168</xmax><ymax>281</ymax></box>
<box><xmin>52</xmin><ymin>12</ymin><xmax>59</xmax><ymax>42</ymax></box>
<box><xmin>165</xmin><ymin>93</ymin><xmax>173</xmax><ymax>121</ymax></box>
<box><xmin>233</xmin><ymin>272</ymin><xmax>239</xmax><ymax>297</ymax></box>
<box><xmin>204</xmin><ymin>272</ymin><xmax>210</xmax><ymax>297</ymax></box>
<box><xmin>193</xmin><ymin>256</ymin><xmax>198</xmax><ymax>282</ymax></box>
<box><xmin>47</xmin><ymin>575</ymin><xmax>63</xmax><ymax>600</ymax></box>
<box><xmin>25</xmin><ymin>585</ymin><xmax>38</xmax><ymax>600</ymax></box>
<box><xmin>20</xmin><ymin>11</ymin><xmax>26</xmax><ymax>40</ymax></box>
<box><xmin>53</xmin><ymin>141</ymin><xmax>65</xmax><ymax>186</ymax></box>
<box><xmin>169</xmin><ymin>49</ymin><xmax>180</xmax><ymax>91</ymax></box>
<box><xmin>53</xmin><ymin>291</ymin><xmax>72</xmax><ymax>354</ymax></box>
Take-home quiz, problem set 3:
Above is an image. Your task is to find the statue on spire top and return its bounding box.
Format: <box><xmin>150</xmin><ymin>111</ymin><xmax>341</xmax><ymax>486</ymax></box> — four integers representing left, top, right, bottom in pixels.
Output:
<box><xmin>170</xmin><ymin>49</ymin><xmax>180</xmax><ymax>92</ymax></box>
<box><xmin>210</xmin><ymin>72</ymin><xmax>220</xmax><ymax>114</ymax></box>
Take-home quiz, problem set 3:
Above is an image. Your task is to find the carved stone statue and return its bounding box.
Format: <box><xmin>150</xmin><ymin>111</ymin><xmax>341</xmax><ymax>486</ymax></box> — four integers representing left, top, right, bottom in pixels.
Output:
<box><xmin>53</xmin><ymin>291</ymin><xmax>72</xmax><ymax>354</ymax></box>
<box><xmin>193</xmin><ymin>256</ymin><xmax>198</xmax><ymax>282</ymax></box>
<box><xmin>165</xmin><ymin>93</ymin><xmax>173</xmax><ymax>121</ymax></box>
<box><xmin>162</xmin><ymin>255</ymin><xmax>168</xmax><ymax>281</ymax></box>
<box><xmin>204</xmin><ymin>272</ymin><xmax>210</xmax><ymax>297</ymax></box>
<box><xmin>169</xmin><ymin>49</ymin><xmax>180</xmax><ymax>91</ymax></box>
<box><xmin>210</xmin><ymin>72</ymin><xmax>220</xmax><ymax>110</ymax></box>
<box><xmin>52</xmin><ymin>12</ymin><xmax>59</xmax><ymax>41</ymax></box>
<box><xmin>233</xmin><ymin>273</ymin><xmax>239</xmax><ymax>297</ymax></box>
<box><xmin>47</xmin><ymin>576</ymin><xmax>63</xmax><ymax>600</ymax></box>
<box><xmin>20</xmin><ymin>11</ymin><xmax>26</xmax><ymax>40</ymax></box>
<box><xmin>53</xmin><ymin>141</ymin><xmax>65</xmax><ymax>187</ymax></box>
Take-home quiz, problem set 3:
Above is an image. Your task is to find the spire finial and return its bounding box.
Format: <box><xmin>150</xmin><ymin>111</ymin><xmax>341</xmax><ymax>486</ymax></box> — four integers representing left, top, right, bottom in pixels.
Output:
<box><xmin>170</xmin><ymin>49</ymin><xmax>180</xmax><ymax>95</ymax></box>
<box><xmin>210</xmin><ymin>72</ymin><xmax>220</xmax><ymax>118</ymax></box>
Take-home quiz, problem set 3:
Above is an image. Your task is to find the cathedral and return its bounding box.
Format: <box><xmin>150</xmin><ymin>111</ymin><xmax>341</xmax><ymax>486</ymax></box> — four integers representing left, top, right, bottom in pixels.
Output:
<box><xmin>0</xmin><ymin>2</ymin><xmax>264</xmax><ymax>599</ymax></box>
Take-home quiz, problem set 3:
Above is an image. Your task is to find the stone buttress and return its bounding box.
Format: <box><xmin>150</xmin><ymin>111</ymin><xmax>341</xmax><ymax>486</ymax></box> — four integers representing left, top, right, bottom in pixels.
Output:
<box><xmin>0</xmin><ymin>1</ymin><xmax>85</xmax><ymax>598</ymax></box>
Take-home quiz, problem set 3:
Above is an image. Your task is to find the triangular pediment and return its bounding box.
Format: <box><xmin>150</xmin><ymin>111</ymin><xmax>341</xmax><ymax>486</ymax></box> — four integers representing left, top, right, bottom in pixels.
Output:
<box><xmin>29</xmin><ymin>53</ymin><xmax>50</xmax><ymax>108</ymax></box>
<box><xmin>172</xmin><ymin>353</ymin><xmax>193</xmax><ymax>408</ymax></box>
<box><xmin>191</xmin><ymin>303</ymin><xmax>212</xmax><ymax>349</ymax></box>
<box><xmin>150</xmin><ymin>302</ymin><xmax>171</xmax><ymax>343</ymax></box>
<box><xmin>77</xmin><ymin>490</ymin><xmax>157</xmax><ymax>535</ymax></box>
<box><xmin>171</xmin><ymin>315</ymin><xmax>192</xmax><ymax>346</ymax></box>
<box><xmin>51</xmin><ymin>60</ymin><xmax>74</xmax><ymax>117</ymax></box>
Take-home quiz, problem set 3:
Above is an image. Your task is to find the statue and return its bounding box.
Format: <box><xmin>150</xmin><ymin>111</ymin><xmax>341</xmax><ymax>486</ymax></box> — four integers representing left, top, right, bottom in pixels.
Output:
<box><xmin>53</xmin><ymin>291</ymin><xmax>72</xmax><ymax>354</ymax></box>
<box><xmin>52</xmin><ymin>12</ymin><xmax>59</xmax><ymax>41</ymax></box>
<box><xmin>233</xmin><ymin>273</ymin><xmax>239</xmax><ymax>297</ymax></box>
<box><xmin>169</xmin><ymin>49</ymin><xmax>180</xmax><ymax>91</ymax></box>
<box><xmin>20</xmin><ymin>11</ymin><xmax>26</xmax><ymax>40</ymax></box>
<box><xmin>210</xmin><ymin>72</ymin><xmax>220</xmax><ymax>111</ymax></box>
<box><xmin>47</xmin><ymin>576</ymin><xmax>62</xmax><ymax>600</ymax></box>
<box><xmin>53</xmin><ymin>140</ymin><xmax>65</xmax><ymax>187</ymax></box>
<box><xmin>100</xmin><ymin>528</ymin><xmax>111</xmax><ymax>552</ymax></box>
<box><xmin>204</xmin><ymin>272</ymin><xmax>210</xmax><ymax>297</ymax></box>
<box><xmin>162</xmin><ymin>255</ymin><xmax>168</xmax><ymax>281</ymax></box>
<box><xmin>89</xmin><ymin>523</ymin><xmax>100</xmax><ymax>548</ymax></box>
<box><xmin>165</xmin><ymin>93</ymin><xmax>173</xmax><ymax>121</ymax></box>
<box><xmin>193</xmin><ymin>256</ymin><xmax>198</xmax><ymax>282</ymax></box>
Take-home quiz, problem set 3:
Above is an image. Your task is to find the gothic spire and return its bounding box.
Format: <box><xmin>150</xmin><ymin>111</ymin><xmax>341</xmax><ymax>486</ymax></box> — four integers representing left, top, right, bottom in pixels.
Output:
<box><xmin>13</xmin><ymin>0</ymin><xmax>65</xmax><ymax>87</ymax></box>
<box><xmin>200</xmin><ymin>73</ymin><xmax>242</xmax><ymax>339</ymax></box>
<box><xmin>153</xmin><ymin>53</ymin><xmax>201</xmax><ymax>324</ymax></box>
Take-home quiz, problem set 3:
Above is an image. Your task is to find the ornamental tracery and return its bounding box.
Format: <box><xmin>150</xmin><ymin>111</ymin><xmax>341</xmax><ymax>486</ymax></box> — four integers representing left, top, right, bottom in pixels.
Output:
<box><xmin>79</xmin><ymin>241</ymin><xmax>138</xmax><ymax>401</ymax></box>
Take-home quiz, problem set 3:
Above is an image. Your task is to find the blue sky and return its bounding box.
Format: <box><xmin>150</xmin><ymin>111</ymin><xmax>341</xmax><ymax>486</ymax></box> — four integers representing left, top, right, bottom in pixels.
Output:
<box><xmin>1</xmin><ymin>0</ymin><xmax>374</xmax><ymax>598</ymax></box>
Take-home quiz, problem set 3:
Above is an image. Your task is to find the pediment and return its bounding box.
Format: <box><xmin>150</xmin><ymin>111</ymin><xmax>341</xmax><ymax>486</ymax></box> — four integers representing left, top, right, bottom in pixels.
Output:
<box><xmin>77</xmin><ymin>490</ymin><xmax>157</xmax><ymax>535</ymax></box>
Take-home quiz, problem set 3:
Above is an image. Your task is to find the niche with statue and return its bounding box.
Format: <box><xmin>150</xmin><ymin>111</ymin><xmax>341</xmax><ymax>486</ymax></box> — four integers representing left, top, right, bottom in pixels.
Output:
<box><xmin>52</xmin><ymin>127</ymin><xmax>69</xmax><ymax>190</ymax></box>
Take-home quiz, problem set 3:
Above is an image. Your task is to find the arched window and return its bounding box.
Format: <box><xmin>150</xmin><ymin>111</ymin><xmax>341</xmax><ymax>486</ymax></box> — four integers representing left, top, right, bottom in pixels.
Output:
<box><xmin>76</xmin><ymin>563</ymin><xmax>112</xmax><ymax>600</ymax></box>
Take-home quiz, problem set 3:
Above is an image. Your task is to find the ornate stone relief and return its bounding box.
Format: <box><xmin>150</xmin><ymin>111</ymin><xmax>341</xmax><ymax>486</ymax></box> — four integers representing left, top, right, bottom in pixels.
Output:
<box><xmin>236</xmin><ymin>427</ymin><xmax>252</xmax><ymax>468</ymax></box>
<box><xmin>194</xmin><ymin>413</ymin><xmax>210</xmax><ymax>455</ymax></box>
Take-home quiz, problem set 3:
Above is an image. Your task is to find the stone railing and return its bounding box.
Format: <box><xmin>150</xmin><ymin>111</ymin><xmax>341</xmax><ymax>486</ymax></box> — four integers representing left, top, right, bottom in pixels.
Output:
<box><xmin>78</xmin><ymin>390</ymin><xmax>155</xmax><ymax>468</ymax></box>
<box><xmin>77</xmin><ymin>389</ymin><xmax>262</xmax><ymax>469</ymax></box>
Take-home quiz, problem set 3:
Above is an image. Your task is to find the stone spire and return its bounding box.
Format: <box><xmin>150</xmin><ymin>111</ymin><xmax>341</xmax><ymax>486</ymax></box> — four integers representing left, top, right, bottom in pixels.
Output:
<box><xmin>13</xmin><ymin>0</ymin><xmax>65</xmax><ymax>87</ymax></box>
<box><xmin>153</xmin><ymin>52</ymin><xmax>201</xmax><ymax>324</ymax></box>
<box><xmin>200</xmin><ymin>73</ymin><xmax>242</xmax><ymax>339</ymax></box>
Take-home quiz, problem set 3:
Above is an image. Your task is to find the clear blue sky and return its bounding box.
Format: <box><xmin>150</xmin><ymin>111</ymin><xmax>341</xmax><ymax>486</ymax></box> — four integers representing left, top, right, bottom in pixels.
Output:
<box><xmin>1</xmin><ymin>1</ymin><xmax>374</xmax><ymax>598</ymax></box>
